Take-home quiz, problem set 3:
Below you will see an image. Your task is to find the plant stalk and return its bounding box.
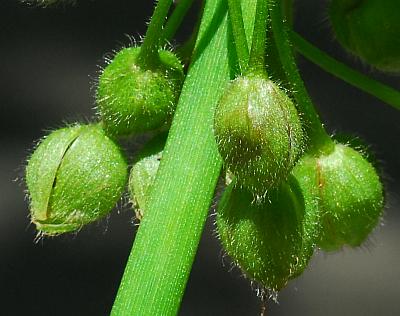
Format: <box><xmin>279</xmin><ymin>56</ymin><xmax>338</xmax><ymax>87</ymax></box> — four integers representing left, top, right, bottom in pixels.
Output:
<box><xmin>138</xmin><ymin>0</ymin><xmax>173</xmax><ymax>66</ymax></box>
<box><xmin>291</xmin><ymin>31</ymin><xmax>400</xmax><ymax>112</ymax></box>
<box><xmin>162</xmin><ymin>0</ymin><xmax>195</xmax><ymax>43</ymax></box>
<box><xmin>270</xmin><ymin>0</ymin><xmax>332</xmax><ymax>153</ymax></box>
<box><xmin>227</xmin><ymin>0</ymin><xmax>249</xmax><ymax>73</ymax></box>
<box><xmin>248</xmin><ymin>0</ymin><xmax>269</xmax><ymax>74</ymax></box>
<box><xmin>112</xmin><ymin>0</ymin><xmax>235</xmax><ymax>314</ymax></box>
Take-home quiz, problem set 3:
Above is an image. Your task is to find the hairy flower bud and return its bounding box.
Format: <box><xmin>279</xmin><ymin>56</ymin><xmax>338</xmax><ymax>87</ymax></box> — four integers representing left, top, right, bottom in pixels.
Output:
<box><xmin>128</xmin><ymin>133</ymin><xmax>166</xmax><ymax>219</ymax></box>
<box><xmin>315</xmin><ymin>143</ymin><xmax>384</xmax><ymax>250</ymax></box>
<box><xmin>26</xmin><ymin>124</ymin><xmax>128</xmax><ymax>235</ymax></box>
<box><xmin>97</xmin><ymin>47</ymin><xmax>184</xmax><ymax>137</ymax></box>
<box><xmin>216</xmin><ymin>178</ymin><xmax>316</xmax><ymax>291</ymax></box>
<box><xmin>298</xmin><ymin>142</ymin><xmax>384</xmax><ymax>251</ymax></box>
<box><xmin>329</xmin><ymin>0</ymin><xmax>400</xmax><ymax>72</ymax></box>
<box><xmin>214</xmin><ymin>74</ymin><xmax>304</xmax><ymax>194</ymax></box>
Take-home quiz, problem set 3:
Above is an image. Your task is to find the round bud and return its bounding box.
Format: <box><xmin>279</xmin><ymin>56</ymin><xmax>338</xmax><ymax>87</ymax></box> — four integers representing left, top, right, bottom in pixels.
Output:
<box><xmin>329</xmin><ymin>0</ymin><xmax>400</xmax><ymax>72</ymax></box>
<box><xmin>97</xmin><ymin>47</ymin><xmax>184</xmax><ymax>137</ymax></box>
<box><xmin>314</xmin><ymin>143</ymin><xmax>384</xmax><ymax>250</ymax></box>
<box><xmin>216</xmin><ymin>179</ymin><xmax>306</xmax><ymax>291</ymax></box>
<box><xmin>214</xmin><ymin>74</ymin><xmax>304</xmax><ymax>194</ymax></box>
<box><xmin>128</xmin><ymin>133</ymin><xmax>166</xmax><ymax>219</ymax></box>
<box><xmin>26</xmin><ymin>124</ymin><xmax>128</xmax><ymax>235</ymax></box>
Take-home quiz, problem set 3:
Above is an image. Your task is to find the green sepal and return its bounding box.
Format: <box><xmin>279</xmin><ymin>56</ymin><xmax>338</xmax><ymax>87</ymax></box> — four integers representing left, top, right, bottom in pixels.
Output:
<box><xmin>26</xmin><ymin>124</ymin><xmax>82</xmax><ymax>221</ymax></box>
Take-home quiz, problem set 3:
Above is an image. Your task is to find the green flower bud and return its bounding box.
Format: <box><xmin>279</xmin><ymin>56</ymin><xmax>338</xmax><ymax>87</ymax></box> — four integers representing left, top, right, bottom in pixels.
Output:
<box><xmin>217</xmin><ymin>179</ymin><xmax>309</xmax><ymax>291</ymax></box>
<box><xmin>26</xmin><ymin>124</ymin><xmax>128</xmax><ymax>235</ymax></box>
<box><xmin>128</xmin><ymin>133</ymin><xmax>166</xmax><ymax>220</ymax></box>
<box><xmin>329</xmin><ymin>0</ymin><xmax>400</xmax><ymax>72</ymax></box>
<box><xmin>300</xmin><ymin>143</ymin><xmax>384</xmax><ymax>251</ymax></box>
<box><xmin>317</xmin><ymin>144</ymin><xmax>384</xmax><ymax>250</ymax></box>
<box><xmin>214</xmin><ymin>74</ymin><xmax>304</xmax><ymax>195</ymax></box>
<box><xmin>96</xmin><ymin>47</ymin><xmax>184</xmax><ymax>137</ymax></box>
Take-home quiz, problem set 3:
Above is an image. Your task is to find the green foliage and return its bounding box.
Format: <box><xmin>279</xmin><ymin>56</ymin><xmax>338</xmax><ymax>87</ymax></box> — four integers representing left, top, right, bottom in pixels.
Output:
<box><xmin>214</xmin><ymin>73</ymin><xmax>304</xmax><ymax>195</ymax></box>
<box><xmin>26</xmin><ymin>124</ymin><xmax>128</xmax><ymax>235</ymax></box>
<box><xmin>97</xmin><ymin>47</ymin><xmax>184</xmax><ymax>137</ymax></box>
<box><xmin>330</xmin><ymin>0</ymin><xmax>400</xmax><ymax>72</ymax></box>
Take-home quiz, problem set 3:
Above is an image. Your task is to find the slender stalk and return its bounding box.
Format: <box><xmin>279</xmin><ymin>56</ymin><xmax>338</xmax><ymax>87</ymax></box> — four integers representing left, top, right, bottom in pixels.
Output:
<box><xmin>176</xmin><ymin>1</ymin><xmax>205</xmax><ymax>63</ymax></box>
<box><xmin>138</xmin><ymin>0</ymin><xmax>173</xmax><ymax>66</ymax></box>
<box><xmin>111</xmin><ymin>1</ymin><xmax>236</xmax><ymax>314</ymax></box>
<box><xmin>162</xmin><ymin>0</ymin><xmax>195</xmax><ymax>43</ymax></box>
<box><xmin>227</xmin><ymin>0</ymin><xmax>249</xmax><ymax>73</ymax></box>
<box><xmin>248</xmin><ymin>0</ymin><xmax>269</xmax><ymax>74</ymax></box>
<box><xmin>270</xmin><ymin>0</ymin><xmax>332</xmax><ymax>152</ymax></box>
<box><xmin>291</xmin><ymin>31</ymin><xmax>400</xmax><ymax>112</ymax></box>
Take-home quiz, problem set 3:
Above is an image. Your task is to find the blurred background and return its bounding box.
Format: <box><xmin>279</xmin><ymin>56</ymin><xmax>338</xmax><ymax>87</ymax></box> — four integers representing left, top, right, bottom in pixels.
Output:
<box><xmin>1</xmin><ymin>0</ymin><xmax>399</xmax><ymax>315</ymax></box>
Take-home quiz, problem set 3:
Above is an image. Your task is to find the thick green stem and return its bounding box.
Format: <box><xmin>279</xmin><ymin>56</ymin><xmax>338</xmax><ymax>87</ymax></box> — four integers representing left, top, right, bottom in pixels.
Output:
<box><xmin>248</xmin><ymin>0</ymin><xmax>269</xmax><ymax>74</ymax></box>
<box><xmin>162</xmin><ymin>0</ymin><xmax>195</xmax><ymax>43</ymax></box>
<box><xmin>291</xmin><ymin>31</ymin><xmax>400</xmax><ymax>112</ymax></box>
<box><xmin>138</xmin><ymin>0</ymin><xmax>173</xmax><ymax>66</ymax></box>
<box><xmin>270</xmin><ymin>0</ymin><xmax>332</xmax><ymax>153</ymax></box>
<box><xmin>227</xmin><ymin>0</ymin><xmax>249</xmax><ymax>73</ymax></box>
<box><xmin>111</xmin><ymin>1</ymin><xmax>235</xmax><ymax>315</ymax></box>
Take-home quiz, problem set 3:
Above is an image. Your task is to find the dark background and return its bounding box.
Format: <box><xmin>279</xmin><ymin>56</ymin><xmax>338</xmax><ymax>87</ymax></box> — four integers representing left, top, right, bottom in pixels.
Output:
<box><xmin>1</xmin><ymin>0</ymin><xmax>399</xmax><ymax>315</ymax></box>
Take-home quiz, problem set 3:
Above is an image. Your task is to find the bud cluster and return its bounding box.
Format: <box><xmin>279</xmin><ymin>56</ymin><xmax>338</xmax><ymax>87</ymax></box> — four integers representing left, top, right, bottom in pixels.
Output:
<box><xmin>26</xmin><ymin>45</ymin><xmax>184</xmax><ymax>235</ymax></box>
<box><xmin>23</xmin><ymin>0</ymin><xmax>387</xmax><ymax>303</ymax></box>
<box><xmin>213</xmin><ymin>73</ymin><xmax>384</xmax><ymax>292</ymax></box>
